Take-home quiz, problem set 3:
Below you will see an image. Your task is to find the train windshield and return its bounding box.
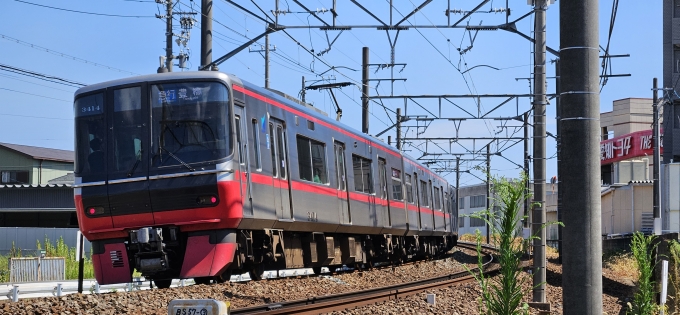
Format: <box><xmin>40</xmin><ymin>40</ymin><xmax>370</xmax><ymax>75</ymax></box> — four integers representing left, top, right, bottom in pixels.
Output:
<box><xmin>74</xmin><ymin>92</ymin><xmax>106</xmax><ymax>176</ymax></box>
<box><xmin>151</xmin><ymin>82</ymin><xmax>230</xmax><ymax>168</ymax></box>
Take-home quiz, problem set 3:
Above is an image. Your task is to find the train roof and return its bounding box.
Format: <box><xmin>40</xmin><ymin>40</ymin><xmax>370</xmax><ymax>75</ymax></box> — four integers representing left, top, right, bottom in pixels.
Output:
<box><xmin>74</xmin><ymin>71</ymin><xmax>233</xmax><ymax>96</ymax></box>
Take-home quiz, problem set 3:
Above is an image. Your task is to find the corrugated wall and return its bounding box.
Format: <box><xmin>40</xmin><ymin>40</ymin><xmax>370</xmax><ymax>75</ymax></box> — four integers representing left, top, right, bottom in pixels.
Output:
<box><xmin>0</xmin><ymin>186</ymin><xmax>74</xmax><ymax>209</ymax></box>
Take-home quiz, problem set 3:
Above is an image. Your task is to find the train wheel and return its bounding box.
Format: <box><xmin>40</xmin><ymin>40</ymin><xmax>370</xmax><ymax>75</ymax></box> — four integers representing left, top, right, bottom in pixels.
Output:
<box><xmin>154</xmin><ymin>279</ymin><xmax>172</xmax><ymax>289</ymax></box>
<box><xmin>312</xmin><ymin>267</ymin><xmax>322</xmax><ymax>275</ymax></box>
<box><xmin>214</xmin><ymin>270</ymin><xmax>232</xmax><ymax>283</ymax></box>
<box><xmin>249</xmin><ymin>265</ymin><xmax>264</xmax><ymax>281</ymax></box>
<box><xmin>194</xmin><ymin>277</ymin><xmax>211</xmax><ymax>285</ymax></box>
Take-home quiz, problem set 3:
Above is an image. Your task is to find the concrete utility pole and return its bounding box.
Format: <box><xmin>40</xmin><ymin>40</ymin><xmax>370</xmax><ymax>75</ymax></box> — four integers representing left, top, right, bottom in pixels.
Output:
<box><xmin>532</xmin><ymin>0</ymin><xmax>547</xmax><ymax>303</ymax></box>
<box><xmin>200</xmin><ymin>0</ymin><xmax>213</xmax><ymax>70</ymax></box>
<box><xmin>265</xmin><ymin>34</ymin><xmax>270</xmax><ymax>88</ymax></box>
<box><xmin>165</xmin><ymin>0</ymin><xmax>174</xmax><ymax>72</ymax></box>
<box><xmin>560</xmin><ymin>0</ymin><xmax>603</xmax><ymax>313</ymax></box>
<box><xmin>396</xmin><ymin>108</ymin><xmax>402</xmax><ymax>150</ymax></box>
<box><xmin>362</xmin><ymin>47</ymin><xmax>370</xmax><ymax>134</ymax></box>
<box><xmin>653</xmin><ymin>78</ymin><xmax>661</xmax><ymax>235</ymax></box>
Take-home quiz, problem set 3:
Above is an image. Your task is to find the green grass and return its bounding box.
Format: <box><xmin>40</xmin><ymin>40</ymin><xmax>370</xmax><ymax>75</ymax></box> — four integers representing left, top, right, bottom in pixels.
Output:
<box><xmin>0</xmin><ymin>237</ymin><xmax>95</xmax><ymax>283</ymax></box>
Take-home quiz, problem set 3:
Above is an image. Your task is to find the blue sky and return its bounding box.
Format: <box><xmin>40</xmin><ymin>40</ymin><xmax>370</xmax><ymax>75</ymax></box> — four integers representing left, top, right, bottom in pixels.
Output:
<box><xmin>0</xmin><ymin>0</ymin><xmax>661</xmax><ymax>186</ymax></box>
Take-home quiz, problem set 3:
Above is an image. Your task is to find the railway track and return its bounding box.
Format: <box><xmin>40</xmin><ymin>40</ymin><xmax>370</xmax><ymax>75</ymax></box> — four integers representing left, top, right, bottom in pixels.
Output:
<box><xmin>230</xmin><ymin>242</ymin><xmax>498</xmax><ymax>315</ymax></box>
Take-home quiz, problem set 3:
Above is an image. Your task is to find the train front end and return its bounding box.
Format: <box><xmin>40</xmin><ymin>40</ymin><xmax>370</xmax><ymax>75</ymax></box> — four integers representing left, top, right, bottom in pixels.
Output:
<box><xmin>73</xmin><ymin>72</ymin><xmax>242</xmax><ymax>287</ymax></box>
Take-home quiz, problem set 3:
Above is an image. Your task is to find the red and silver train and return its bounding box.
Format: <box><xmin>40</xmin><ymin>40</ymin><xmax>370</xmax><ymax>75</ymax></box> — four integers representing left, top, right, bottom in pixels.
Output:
<box><xmin>73</xmin><ymin>71</ymin><xmax>458</xmax><ymax>288</ymax></box>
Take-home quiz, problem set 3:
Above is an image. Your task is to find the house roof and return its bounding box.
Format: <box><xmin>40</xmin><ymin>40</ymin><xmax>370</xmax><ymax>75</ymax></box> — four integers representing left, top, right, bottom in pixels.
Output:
<box><xmin>0</xmin><ymin>142</ymin><xmax>73</xmax><ymax>163</ymax></box>
<box><xmin>47</xmin><ymin>173</ymin><xmax>74</xmax><ymax>185</ymax></box>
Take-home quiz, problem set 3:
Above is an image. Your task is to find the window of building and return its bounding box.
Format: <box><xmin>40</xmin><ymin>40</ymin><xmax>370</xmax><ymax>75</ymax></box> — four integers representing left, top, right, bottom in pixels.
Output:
<box><xmin>420</xmin><ymin>180</ymin><xmax>429</xmax><ymax>207</ymax></box>
<box><xmin>1</xmin><ymin>171</ymin><xmax>29</xmax><ymax>184</ymax></box>
<box><xmin>405</xmin><ymin>173</ymin><xmax>413</xmax><ymax>203</ymax></box>
<box><xmin>470</xmin><ymin>216</ymin><xmax>485</xmax><ymax>227</ymax></box>
<box><xmin>352</xmin><ymin>155</ymin><xmax>373</xmax><ymax>194</ymax></box>
<box><xmin>297</xmin><ymin>136</ymin><xmax>327</xmax><ymax>183</ymax></box>
<box><xmin>470</xmin><ymin>195</ymin><xmax>486</xmax><ymax>208</ymax></box>
<box><xmin>459</xmin><ymin>197</ymin><xmax>465</xmax><ymax>209</ymax></box>
<box><xmin>391</xmin><ymin>168</ymin><xmax>403</xmax><ymax>201</ymax></box>
<box><xmin>434</xmin><ymin>186</ymin><xmax>441</xmax><ymax>209</ymax></box>
<box><xmin>458</xmin><ymin>216</ymin><xmax>465</xmax><ymax>228</ymax></box>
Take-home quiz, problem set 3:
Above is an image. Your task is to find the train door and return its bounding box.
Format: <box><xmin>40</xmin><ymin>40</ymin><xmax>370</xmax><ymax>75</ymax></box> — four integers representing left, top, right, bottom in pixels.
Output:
<box><xmin>106</xmin><ymin>85</ymin><xmax>154</xmax><ymax>227</ymax></box>
<box><xmin>334</xmin><ymin>142</ymin><xmax>351</xmax><ymax>224</ymax></box>
<box><xmin>378</xmin><ymin>158</ymin><xmax>391</xmax><ymax>227</ymax></box>
<box><xmin>269</xmin><ymin>119</ymin><xmax>292</xmax><ymax>220</ymax></box>
<box><xmin>414</xmin><ymin>172</ymin><xmax>421</xmax><ymax>230</ymax></box>
<box><xmin>234</xmin><ymin>106</ymin><xmax>253</xmax><ymax>216</ymax></box>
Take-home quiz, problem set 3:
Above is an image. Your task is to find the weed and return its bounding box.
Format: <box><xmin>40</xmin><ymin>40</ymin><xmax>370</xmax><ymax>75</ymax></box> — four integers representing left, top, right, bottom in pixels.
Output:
<box><xmin>627</xmin><ymin>232</ymin><xmax>659</xmax><ymax>315</ymax></box>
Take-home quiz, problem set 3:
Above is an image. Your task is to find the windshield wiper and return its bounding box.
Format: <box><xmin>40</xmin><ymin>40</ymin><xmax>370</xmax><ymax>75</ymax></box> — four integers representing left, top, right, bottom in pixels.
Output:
<box><xmin>159</xmin><ymin>146</ymin><xmax>195</xmax><ymax>172</ymax></box>
<box><xmin>127</xmin><ymin>158</ymin><xmax>141</xmax><ymax>177</ymax></box>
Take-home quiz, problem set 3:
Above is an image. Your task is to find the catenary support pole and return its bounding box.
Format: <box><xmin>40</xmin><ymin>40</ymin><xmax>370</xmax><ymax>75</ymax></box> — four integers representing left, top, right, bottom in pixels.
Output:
<box><xmin>561</xmin><ymin>0</ymin><xmax>603</xmax><ymax>313</ymax></box>
<box><xmin>362</xmin><ymin>47</ymin><xmax>370</xmax><ymax>134</ymax></box>
<box><xmin>200</xmin><ymin>0</ymin><xmax>213</xmax><ymax>70</ymax></box>
<box><xmin>456</xmin><ymin>156</ymin><xmax>460</xmax><ymax>230</ymax></box>
<box><xmin>166</xmin><ymin>0</ymin><xmax>174</xmax><ymax>72</ymax></box>
<box><xmin>396</xmin><ymin>108</ymin><xmax>402</xmax><ymax>150</ymax></box>
<box><xmin>653</xmin><ymin>78</ymin><xmax>661</xmax><ymax>235</ymax></box>
<box><xmin>486</xmin><ymin>144</ymin><xmax>491</xmax><ymax>244</ymax></box>
<box><xmin>532</xmin><ymin>0</ymin><xmax>547</xmax><ymax>303</ymax></box>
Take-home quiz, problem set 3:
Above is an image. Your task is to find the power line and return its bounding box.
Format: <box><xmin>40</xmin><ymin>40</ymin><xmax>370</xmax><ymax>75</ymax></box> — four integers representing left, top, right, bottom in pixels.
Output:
<box><xmin>0</xmin><ymin>34</ymin><xmax>139</xmax><ymax>75</ymax></box>
<box><xmin>0</xmin><ymin>73</ymin><xmax>76</xmax><ymax>93</ymax></box>
<box><xmin>13</xmin><ymin>0</ymin><xmax>155</xmax><ymax>18</ymax></box>
<box><xmin>0</xmin><ymin>113</ymin><xmax>72</xmax><ymax>121</ymax></box>
<box><xmin>0</xmin><ymin>87</ymin><xmax>70</xmax><ymax>102</ymax></box>
<box><xmin>0</xmin><ymin>63</ymin><xmax>86</xmax><ymax>87</ymax></box>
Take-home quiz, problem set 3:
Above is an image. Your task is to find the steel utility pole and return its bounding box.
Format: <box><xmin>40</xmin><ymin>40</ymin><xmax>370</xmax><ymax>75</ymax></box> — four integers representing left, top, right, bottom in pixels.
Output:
<box><xmin>561</xmin><ymin>0</ymin><xmax>603</xmax><ymax>313</ymax></box>
<box><xmin>362</xmin><ymin>47</ymin><xmax>370</xmax><ymax>134</ymax></box>
<box><xmin>456</xmin><ymin>156</ymin><xmax>460</xmax><ymax>230</ymax></box>
<box><xmin>200</xmin><ymin>0</ymin><xmax>213</xmax><ymax>70</ymax></box>
<box><xmin>653</xmin><ymin>78</ymin><xmax>661</xmax><ymax>235</ymax></box>
<box><xmin>301</xmin><ymin>76</ymin><xmax>306</xmax><ymax>103</ymax></box>
<box><xmin>531</xmin><ymin>0</ymin><xmax>547</xmax><ymax>304</ymax></box>
<box><xmin>165</xmin><ymin>0</ymin><xmax>174</xmax><ymax>72</ymax></box>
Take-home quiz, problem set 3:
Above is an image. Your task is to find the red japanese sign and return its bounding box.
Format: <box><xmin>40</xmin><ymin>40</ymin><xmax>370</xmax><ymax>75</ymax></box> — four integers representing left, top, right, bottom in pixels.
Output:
<box><xmin>600</xmin><ymin>129</ymin><xmax>663</xmax><ymax>165</ymax></box>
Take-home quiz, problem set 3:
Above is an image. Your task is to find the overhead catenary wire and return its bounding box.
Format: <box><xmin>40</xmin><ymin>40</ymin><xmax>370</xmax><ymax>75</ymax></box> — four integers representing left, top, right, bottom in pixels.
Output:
<box><xmin>0</xmin><ymin>34</ymin><xmax>139</xmax><ymax>75</ymax></box>
<box><xmin>0</xmin><ymin>63</ymin><xmax>86</xmax><ymax>87</ymax></box>
<box><xmin>13</xmin><ymin>0</ymin><xmax>155</xmax><ymax>18</ymax></box>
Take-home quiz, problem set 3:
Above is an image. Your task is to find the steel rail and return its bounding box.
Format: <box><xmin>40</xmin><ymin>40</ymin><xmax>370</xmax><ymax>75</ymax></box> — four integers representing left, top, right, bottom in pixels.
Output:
<box><xmin>231</xmin><ymin>242</ymin><xmax>497</xmax><ymax>315</ymax></box>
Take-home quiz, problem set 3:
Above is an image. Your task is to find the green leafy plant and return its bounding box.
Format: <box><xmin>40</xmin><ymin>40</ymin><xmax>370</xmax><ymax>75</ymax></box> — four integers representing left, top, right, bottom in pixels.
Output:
<box><xmin>667</xmin><ymin>240</ymin><xmax>680</xmax><ymax>313</ymax></box>
<box><xmin>627</xmin><ymin>232</ymin><xmax>660</xmax><ymax>315</ymax></box>
<box><xmin>466</xmin><ymin>172</ymin><xmax>558</xmax><ymax>315</ymax></box>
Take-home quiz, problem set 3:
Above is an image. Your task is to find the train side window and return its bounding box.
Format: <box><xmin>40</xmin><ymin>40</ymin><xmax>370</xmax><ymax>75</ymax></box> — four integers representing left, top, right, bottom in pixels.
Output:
<box><xmin>352</xmin><ymin>155</ymin><xmax>373</xmax><ymax>194</ymax></box>
<box><xmin>269</xmin><ymin>123</ymin><xmax>278</xmax><ymax>178</ymax></box>
<box><xmin>276</xmin><ymin>125</ymin><xmax>287</xmax><ymax>180</ymax></box>
<box><xmin>235</xmin><ymin>116</ymin><xmax>244</xmax><ymax>164</ymax></box>
<box><xmin>434</xmin><ymin>186</ymin><xmax>441</xmax><ymax>210</ymax></box>
<box><xmin>405</xmin><ymin>173</ymin><xmax>413</xmax><ymax>203</ymax></box>
<box><xmin>378</xmin><ymin>159</ymin><xmax>388</xmax><ymax>199</ymax></box>
<box><xmin>420</xmin><ymin>180</ymin><xmax>429</xmax><ymax>207</ymax></box>
<box><xmin>251</xmin><ymin>119</ymin><xmax>262</xmax><ymax>170</ymax></box>
<box><xmin>296</xmin><ymin>135</ymin><xmax>328</xmax><ymax>183</ymax></box>
<box><xmin>391</xmin><ymin>168</ymin><xmax>403</xmax><ymax>201</ymax></box>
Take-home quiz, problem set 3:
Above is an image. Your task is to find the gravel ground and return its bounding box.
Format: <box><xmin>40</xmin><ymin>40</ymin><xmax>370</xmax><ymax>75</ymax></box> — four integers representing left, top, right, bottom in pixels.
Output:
<box><xmin>0</xmin><ymin>248</ymin><xmax>637</xmax><ymax>315</ymax></box>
